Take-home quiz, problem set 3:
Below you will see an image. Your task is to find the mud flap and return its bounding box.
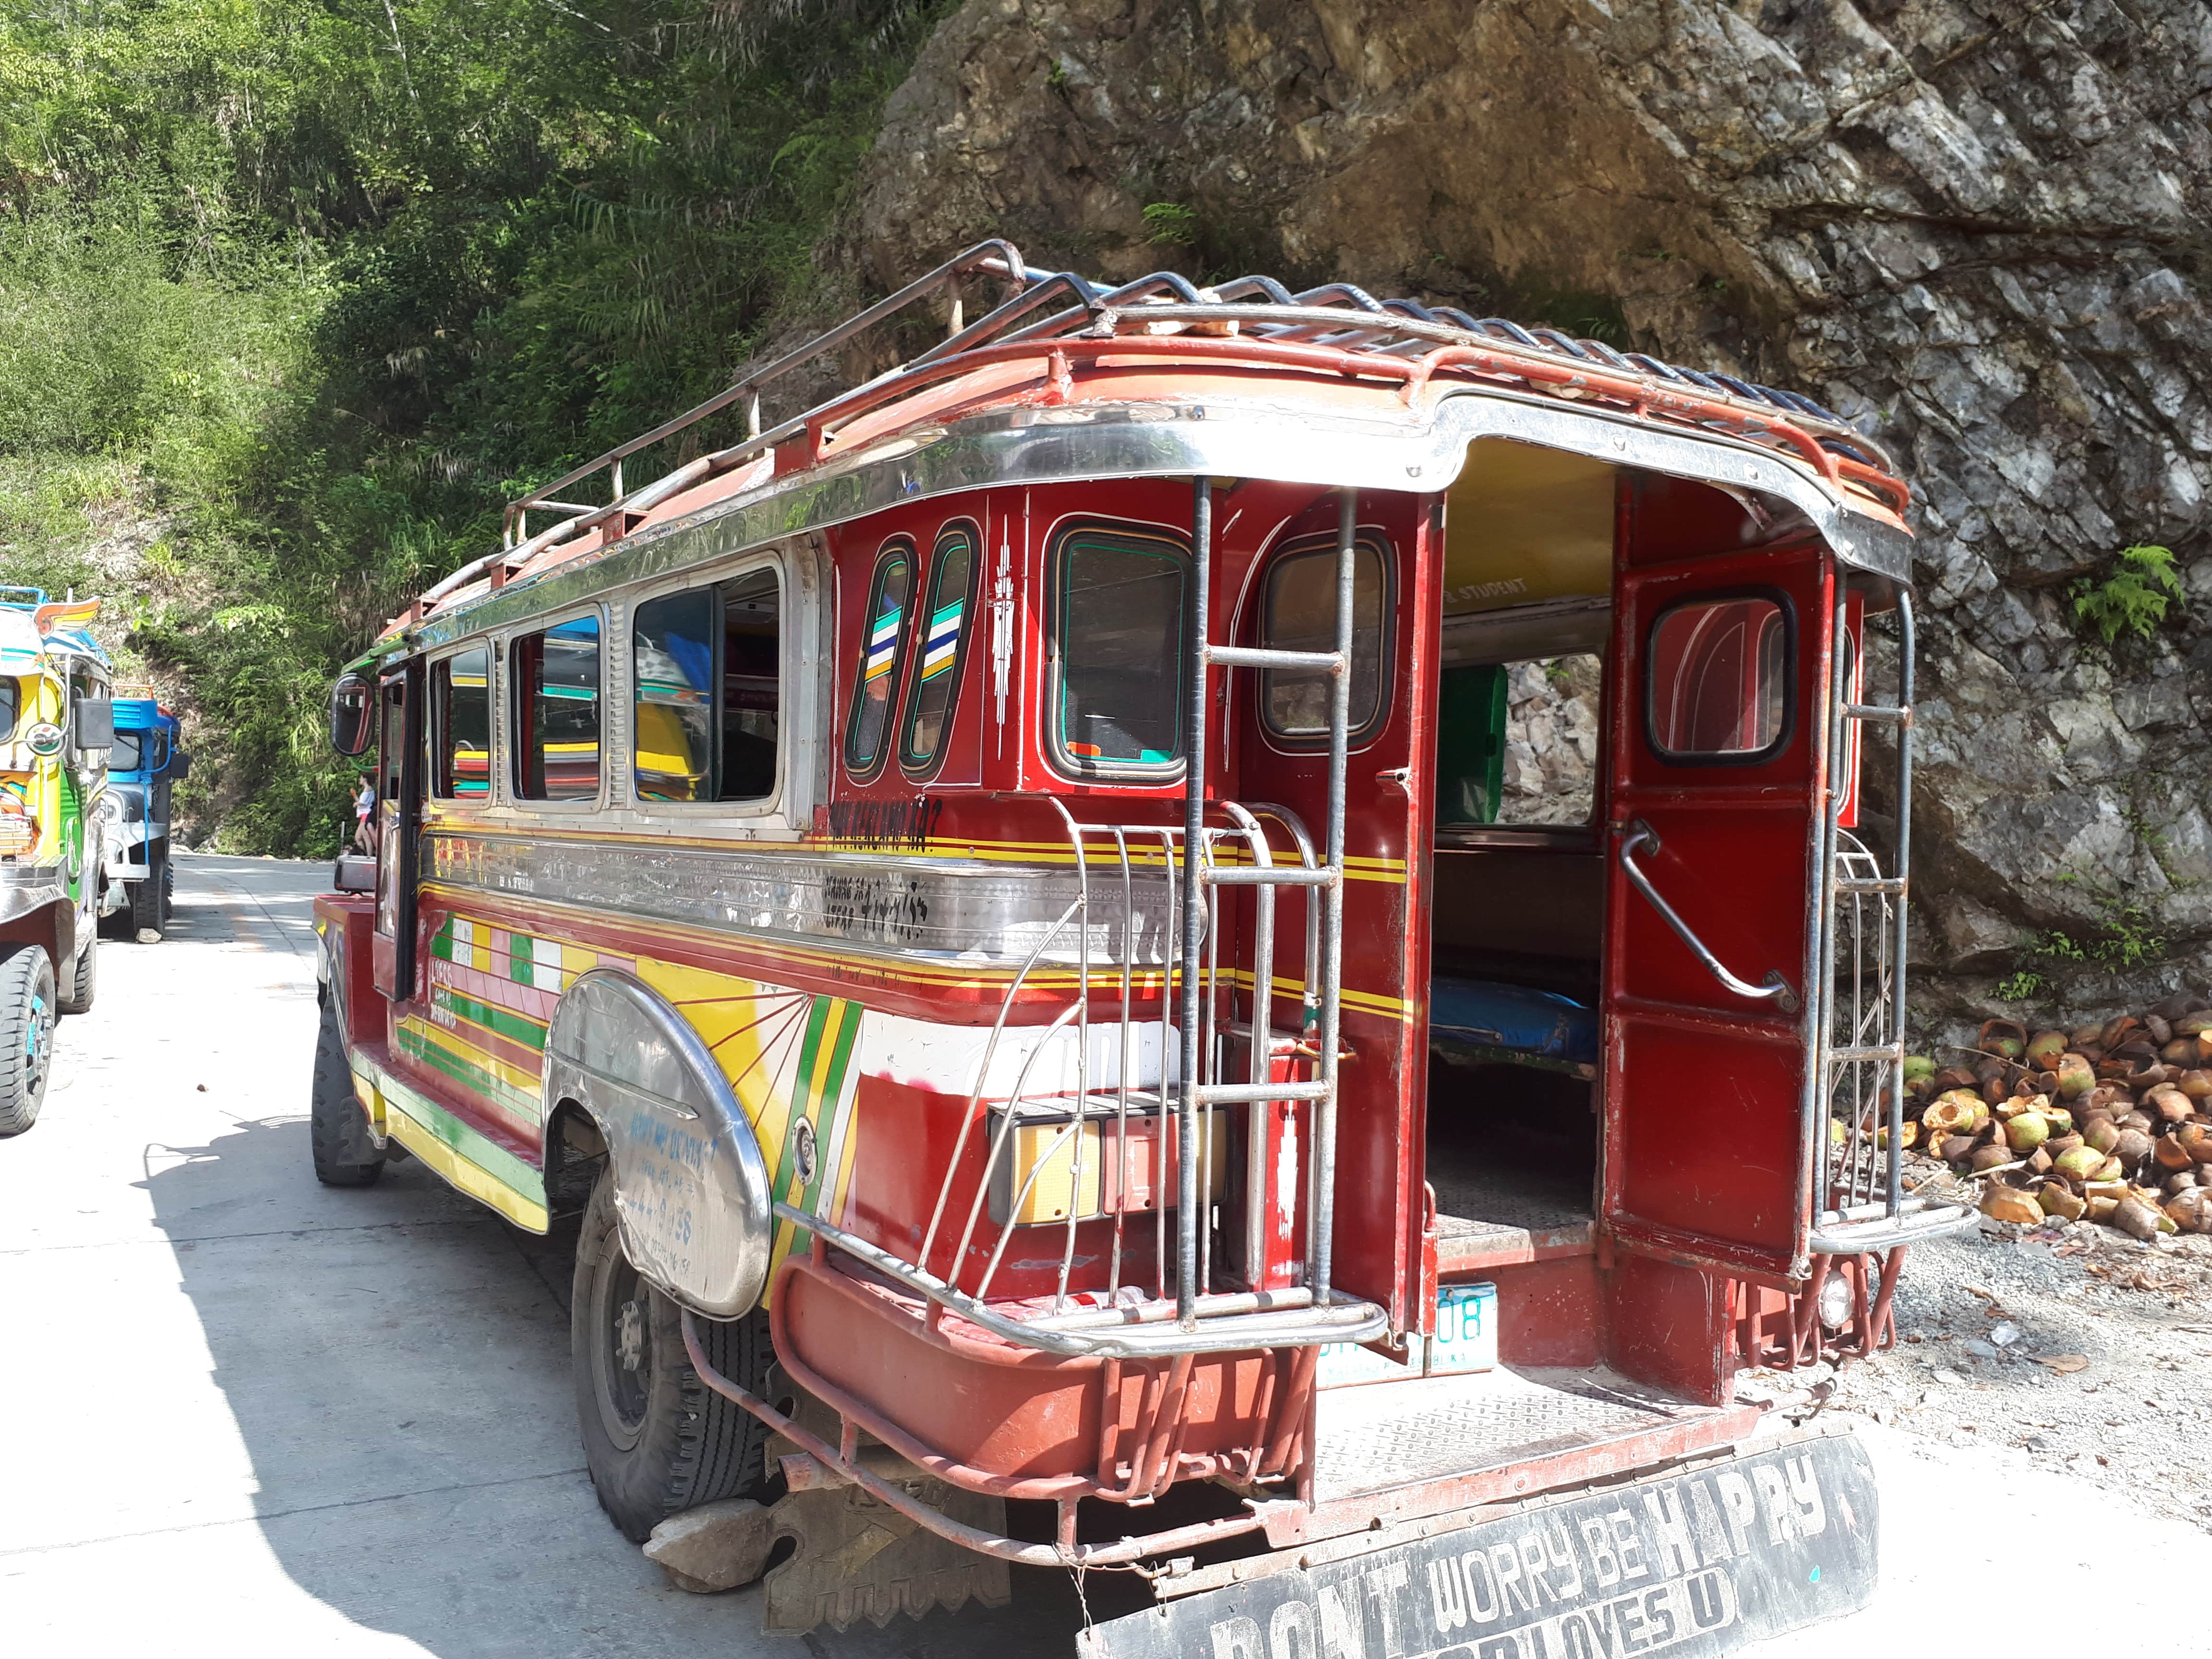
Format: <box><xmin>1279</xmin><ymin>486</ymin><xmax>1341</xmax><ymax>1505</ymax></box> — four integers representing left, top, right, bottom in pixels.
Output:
<box><xmin>1077</xmin><ymin>1431</ymin><xmax>1877</xmax><ymax>1659</ymax></box>
<box><xmin>761</xmin><ymin>1404</ymin><xmax>1013</xmax><ymax>1634</ymax></box>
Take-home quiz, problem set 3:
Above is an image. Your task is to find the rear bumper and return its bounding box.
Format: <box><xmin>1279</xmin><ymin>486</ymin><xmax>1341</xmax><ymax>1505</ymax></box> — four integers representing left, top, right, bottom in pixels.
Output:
<box><xmin>1078</xmin><ymin>1427</ymin><xmax>1878</xmax><ymax>1659</ymax></box>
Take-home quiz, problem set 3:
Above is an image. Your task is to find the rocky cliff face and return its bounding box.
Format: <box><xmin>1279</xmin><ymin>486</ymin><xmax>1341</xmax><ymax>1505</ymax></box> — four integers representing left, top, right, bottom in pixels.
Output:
<box><xmin>845</xmin><ymin>0</ymin><xmax>2212</xmax><ymax>1030</ymax></box>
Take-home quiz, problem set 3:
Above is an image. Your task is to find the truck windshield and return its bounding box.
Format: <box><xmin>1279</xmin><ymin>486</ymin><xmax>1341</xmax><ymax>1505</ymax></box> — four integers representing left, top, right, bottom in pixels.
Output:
<box><xmin>109</xmin><ymin>729</ymin><xmax>142</xmax><ymax>770</ymax></box>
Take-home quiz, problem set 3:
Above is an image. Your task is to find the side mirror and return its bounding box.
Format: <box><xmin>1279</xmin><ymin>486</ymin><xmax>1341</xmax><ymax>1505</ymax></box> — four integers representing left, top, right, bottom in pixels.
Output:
<box><xmin>72</xmin><ymin>696</ymin><xmax>114</xmax><ymax>754</ymax></box>
<box><xmin>333</xmin><ymin>853</ymin><xmax>378</xmax><ymax>893</ymax></box>
<box><xmin>330</xmin><ymin>676</ymin><xmax>374</xmax><ymax>757</ymax></box>
<box><xmin>169</xmin><ymin>752</ymin><xmax>192</xmax><ymax>781</ymax></box>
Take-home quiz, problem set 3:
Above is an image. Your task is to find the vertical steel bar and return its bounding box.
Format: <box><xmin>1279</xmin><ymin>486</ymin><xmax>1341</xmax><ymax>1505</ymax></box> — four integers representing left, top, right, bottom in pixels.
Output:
<box><xmin>1200</xmin><ymin>832</ymin><xmax>1220</xmax><ymax>1297</ymax></box>
<box><xmin>1177</xmin><ymin>479</ymin><xmax>1213</xmax><ymax>1326</ymax></box>
<box><xmin>1222</xmin><ymin>804</ymin><xmax>1277</xmax><ymax>1288</ymax></box>
<box><xmin>1308</xmin><ymin>488</ymin><xmax>1356</xmax><ymax>1302</ymax></box>
<box><xmin>1155</xmin><ymin>827</ymin><xmax>1177</xmax><ymax>1303</ymax></box>
<box><xmin>1823</xmin><ymin>592</ymin><xmax>1851</xmax><ymax>1214</ymax></box>
<box><xmin>1887</xmin><ymin>593</ymin><xmax>1915</xmax><ymax>1218</ymax></box>
<box><xmin>1051</xmin><ymin>799</ymin><xmax>1092</xmax><ymax>1311</ymax></box>
<box><xmin>1109</xmin><ymin>827</ymin><xmax>1136</xmax><ymax>1298</ymax></box>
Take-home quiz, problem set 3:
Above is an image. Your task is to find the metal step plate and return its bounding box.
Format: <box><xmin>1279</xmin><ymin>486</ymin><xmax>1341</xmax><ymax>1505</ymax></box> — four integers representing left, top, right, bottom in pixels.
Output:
<box><xmin>1311</xmin><ymin>1366</ymin><xmax>1722</xmax><ymax>1503</ymax></box>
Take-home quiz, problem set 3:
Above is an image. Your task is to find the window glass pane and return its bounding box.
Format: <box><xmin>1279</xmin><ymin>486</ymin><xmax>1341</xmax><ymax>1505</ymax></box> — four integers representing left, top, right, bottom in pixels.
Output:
<box><xmin>1057</xmin><ymin>532</ymin><xmax>1186</xmax><ymax>770</ymax></box>
<box><xmin>433</xmin><ymin>647</ymin><xmax>491</xmax><ymax>799</ymax></box>
<box><xmin>634</xmin><ymin>589</ymin><xmax>716</xmax><ymax>802</ymax></box>
<box><xmin>1261</xmin><ymin>542</ymin><xmax>1387</xmax><ymax>737</ymax></box>
<box><xmin>1648</xmin><ymin>598</ymin><xmax>1787</xmax><ymax>758</ymax></box>
<box><xmin>110</xmin><ymin>729</ymin><xmax>142</xmax><ymax>771</ymax></box>
<box><xmin>517</xmin><ymin>615</ymin><xmax>602</xmax><ymax>800</ymax></box>
<box><xmin>719</xmin><ymin>568</ymin><xmax>780</xmax><ymax>801</ymax></box>
<box><xmin>0</xmin><ymin>679</ymin><xmax>16</xmax><ymax>744</ymax></box>
<box><xmin>844</xmin><ymin>549</ymin><xmax>912</xmax><ymax>774</ymax></box>
<box><xmin>902</xmin><ymin>527</ymin><xmax>974</xmax><ymax>770</ymax></box>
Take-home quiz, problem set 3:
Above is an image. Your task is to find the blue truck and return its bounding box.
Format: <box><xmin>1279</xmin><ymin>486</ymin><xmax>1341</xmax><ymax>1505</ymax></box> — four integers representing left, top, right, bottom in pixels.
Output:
<box><xmin>98</xmin><ymin>696</ymin><xmax>188</xmax><ymax>937</ymax></box>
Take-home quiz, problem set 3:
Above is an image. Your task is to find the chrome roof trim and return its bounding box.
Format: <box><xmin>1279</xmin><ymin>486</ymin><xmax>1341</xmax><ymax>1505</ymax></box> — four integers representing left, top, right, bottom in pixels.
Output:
<box><xmin>374</xmin><ymin>388</ymin><xmax>1912</xmax><ymax>666</ymax></box>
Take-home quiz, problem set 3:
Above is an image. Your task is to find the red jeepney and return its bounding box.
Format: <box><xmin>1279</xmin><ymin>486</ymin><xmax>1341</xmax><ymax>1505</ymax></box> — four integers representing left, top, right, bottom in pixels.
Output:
<box><xmin>310</xmin><ymin>243</ymin><xmax>1968</xmax><ymax>1654</ymax></box>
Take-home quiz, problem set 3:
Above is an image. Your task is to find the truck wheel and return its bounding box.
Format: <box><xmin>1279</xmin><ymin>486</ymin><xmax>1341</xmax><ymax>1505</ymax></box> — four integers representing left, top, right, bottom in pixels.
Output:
<box><xmin>309</xmin><ymin>992</ymin><xmax>384</xmax><ymax>1186</ymax></box>
<box><xmin>160</xmin><ymin>849</ymin><xmax>174</xmax><ymax>926</ymax></box>
<box><xmin>57</xmin><ymin>932</ymin><xmax>95</xmax><ymax>1016</ymax></box>
<box><xmin>131</xmin><ymin>860</ymin><xmax>162</xmax><ymax>936</ymax></box>
<box><xmin>0</xmin><ymin>945</ymin><xmax>56</xmax><ymax>1136</ymax></box>
<box><xmin>572</xmin><ymin>1169</ymin><xmax>775</xmax><ymax>1542</ymax></box>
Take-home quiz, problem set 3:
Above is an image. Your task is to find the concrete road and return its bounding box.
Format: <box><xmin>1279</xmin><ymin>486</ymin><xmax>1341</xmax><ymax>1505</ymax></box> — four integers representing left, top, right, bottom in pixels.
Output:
<box><xmin>2</xmin><ymin>854</ymin><xmax>2208</xmax><ymax>1658</ymax></box>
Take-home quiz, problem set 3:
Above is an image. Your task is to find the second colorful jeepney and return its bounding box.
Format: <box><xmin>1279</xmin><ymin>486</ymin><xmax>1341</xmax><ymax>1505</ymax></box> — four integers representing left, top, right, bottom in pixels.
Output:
<box><xmin>311</xmin><ymin>245</ymin><xmax>1971</xmax><ymax>1652</ymax></box>
<box><xmin>0</xmin><ymin>590</ymin><xmax>113</xmax><ymax>1134</ymax></box>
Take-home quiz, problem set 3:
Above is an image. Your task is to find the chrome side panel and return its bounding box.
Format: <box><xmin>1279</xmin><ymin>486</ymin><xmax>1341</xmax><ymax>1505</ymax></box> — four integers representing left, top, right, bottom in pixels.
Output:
<box><xmin>0</xmin><ymin>867</ymin><xmax>66</xmax><ymax>930</ymax></box>
<box><xmin>543</xmin><ymin>968</ymin><xmax>775</xmax><ymax>1317</ymax></box>
<box><xmin>427</xmin><ymin>830</ymin><xmax>1176</xmax><ymax>971</ymax></box>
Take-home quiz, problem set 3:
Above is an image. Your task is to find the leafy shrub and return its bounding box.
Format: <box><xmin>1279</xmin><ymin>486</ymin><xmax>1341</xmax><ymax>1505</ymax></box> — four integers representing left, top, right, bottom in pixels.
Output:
<box><xmin>2072</xmin><ymin>544</ymin><xmax>2183</xmax><ymax>645</ymax></box>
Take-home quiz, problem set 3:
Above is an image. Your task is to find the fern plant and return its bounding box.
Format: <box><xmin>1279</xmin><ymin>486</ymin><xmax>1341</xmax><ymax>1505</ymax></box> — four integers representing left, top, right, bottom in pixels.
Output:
<box><xmin>2073</xmin><ymin>544</ymin><xmax>2182</xmax><ymax>645</ymax></box>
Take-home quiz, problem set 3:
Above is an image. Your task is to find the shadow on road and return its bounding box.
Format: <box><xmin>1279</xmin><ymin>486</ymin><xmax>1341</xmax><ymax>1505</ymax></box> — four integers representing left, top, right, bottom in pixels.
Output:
<box><xmin>140</xmin><ymin>1102</ymin><xmax>1110</xmax><ymax>1657</ymax></box>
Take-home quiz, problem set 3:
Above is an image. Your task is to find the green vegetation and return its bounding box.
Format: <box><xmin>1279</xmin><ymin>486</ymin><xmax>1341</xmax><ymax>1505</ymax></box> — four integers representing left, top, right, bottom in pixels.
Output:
<box><xmin>2073</xmin><ymin>543</ymin><xmax>2183</xmax><ymax>646</ymax></box>
<box><xmin>0</xmin><ymin>0</ymin><xmax>944</xmax><ymax>853</ymax></box>
<box><xmin>1995</xmin><ymin>883</ymin><xmax>2167</xmax><ymax>1002</ymax></box>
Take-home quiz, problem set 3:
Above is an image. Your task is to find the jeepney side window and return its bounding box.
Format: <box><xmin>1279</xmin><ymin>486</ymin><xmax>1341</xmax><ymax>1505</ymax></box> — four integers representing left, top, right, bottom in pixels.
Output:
<box><xmin>1647</xmin><ymin>593</ymin><xmax>1791</xmax><ymax>763</ymax></box>
<box><xmin>1049</xmin><ymin>524</ymin><xmax>1189</xmax><ymax>778</ymax></box>
<box><xmin>0</xmin><ymin>678</ymin><xmax>18</xmax><ymax>743</ymax></box>
<box><xmin>900</xmin><ymin>520</ymin><xmax>978</xmax><ymax>775</ymax></box>
<box><xmin>1258</xmin><ymin>535</ymin><xmax>1391</xmax><ymax>742</ymax></box>
<box><xmin>844</xmin><ymin>542</ymin><xmax>914</xmax><ymax>780</ymax></box>
<box><xmin>632</xmin><ymin>567</ymin><xmax>782</xmax><ymax>805</ymax></box>
<box><xmin>430</xmin><ymin>646</ymin><xmax>493</xmax><ymax>801</ymax></box>
<box><xmin>513</xmin><ymin>613</ymin><xmax>604</xmax><ymax>802</ymax></box>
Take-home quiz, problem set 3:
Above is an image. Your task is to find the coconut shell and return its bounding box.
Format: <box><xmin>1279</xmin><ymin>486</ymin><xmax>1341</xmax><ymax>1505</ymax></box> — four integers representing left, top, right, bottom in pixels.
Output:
<box><xmin>1903</xmin><ymin>1054</ymin><xmax>1936</xmax><ymax>1086</ymax></box>
<box><xmin>2113</xmin><ymin>1196</ymin><xmax>2164</xmax><ymax>1241</ymax></box>
<box><xmin>1940</xmin><ymin>1134</ymin><xmax>1978</xmax><ymax>1165</ymax></box>
<box><xmin>2094</xmin><ymin>1155</ymin><xmax>2126</xmax><ymax>1183</ymax></box>
<box><xmin>2102</xmin><ymin>1015</ymin><xmax>2143</xmax><ymax>1050</ymax></box>
<box><xmin>2167</xmin><ymin>1169</ymin><xmax>2199</xmax><ymax>1193</ymax></box>
<box><xmin>2054</xmin><ymin>1144</ymin><xmax>2105</xmax><ymax>1181</ymax></box>
<box><xmin>2039</xmin><ymin>1182</ymin><xmax>2087</xmax><ymax>1221</ymax></box>
<box><xmin>2086</xmin><ymin>1195</ymin><xmax>2120</xmax><ymax>1223</ymax></box>
<box><xmin>2150</xmin><ymin>991</ymin><xmax>2205</xmax><ymax>1023</ymax></box>
<box><xmin>2147</xmin><ymin>1014</ymin><xmax>2174</xmax><ymax>1046</ymax></box>
<box><xmin>2178</xmin><ymin>1070</ymin><xmax>2212</xmax><ymax>1102</ymax></box>
<box><xmin>2149</xmin><ymin>1087</ymin><xmax>2194</xmax><ymax>1124</ymax></box>
<box><xmin>2027</xmin><ymin>1030</ymin><xmax>2068</xmax><ymax>1068</ymax></box>
<box><xmin>2154</xmin><ymin>1135</ymin><xmax>2196</xmax><ymax>1173</ymax></box>
<box><xmin>2027</xmin><ymin>1146</ymin><xmax>2055</xmax><ymax>1176</ymax></box>
<box><xmin>2113</xmin><ymin>1128</ymin><xmax>2156</xmax><ymax>1171</ymax></box>
<box><xmin>2083</xmin><ymin>1118</ymin><xmax>2120</xmax><ymax>1154</ymax></box>
<box><xmin>2164</xmin><ymin>1189</ymin><xmax>2212</xmax><ymax>1234</ymax></box>
<box><xmin>1932</xmin><ymin>1066</ymin><xmax>1978</xmax><ymax>1094</ymax></box>
<box><xmin>2175</xmin><ymin>1122</ymin><xmax>2212</xmax><ymax>1164</ymax></box>
<box><xmin>2178</xmin><ymin>1011</ymin><xmax>2212</xmax><ymax>1037</ymax></box>
<box><xmin>2005</xmin><ymin>1113</ymin><xmax>2052</xmax><ymax>1153</ymax></box>
<box><xmin>2055</xmin><ymin>1055</ymin><xmax>2096</xmax><ymax>1099</ymax></box>
<box><xmin>1971</xmin><ymin>1144</ymin><xmax>2015</xmax><ymax>1173</ymax></box>
<box><xmin>2164</xmin><ymin>1038</ymin><xmax>2201</xmax><ymax>1068</ymax></box>
<box><xmin>1981</xmin><ymin>1018</ymin><xmax>2029</xmax><ymax>1060</ymax></box>
<box><xmin>1981</xmin><ymin>1184</ymin><xmax>2044</xmax><ymax>1225</ymax></box>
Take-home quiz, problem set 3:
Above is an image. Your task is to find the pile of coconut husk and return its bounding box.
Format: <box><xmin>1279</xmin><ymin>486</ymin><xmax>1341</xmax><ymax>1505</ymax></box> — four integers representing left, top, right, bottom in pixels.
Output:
<box><xmin>1898</xmin><ymin>992</ymin><xmax>2212</xmax><ymax>1240</ymax></box>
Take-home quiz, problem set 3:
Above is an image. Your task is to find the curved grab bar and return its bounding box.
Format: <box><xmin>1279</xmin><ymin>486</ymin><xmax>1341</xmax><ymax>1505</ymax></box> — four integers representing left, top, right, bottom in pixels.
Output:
<box><xmin>1619</xmin><ymin>821</ymin><xmax>1800</xmax><ymax>1013</ymax></box>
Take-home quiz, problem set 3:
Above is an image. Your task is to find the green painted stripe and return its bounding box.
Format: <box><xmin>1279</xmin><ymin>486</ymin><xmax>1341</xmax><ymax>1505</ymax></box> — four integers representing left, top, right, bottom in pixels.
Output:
<box><xmin>508</xmin><ymin>929</ymin><xmax>535</xmax><ymax>982</ymax></box>
<box><xmin>432</xmin><ymin>983</ymin><xmax>547</xmax><ymax>1051</ymax></box>
<box><xmin>397</xmin><ymin>1024</ymin><xmax>541</xmax><ymax>1124</ymax></box>
<box><xmin>364</xmin><ymin>1052</ymin><xmax>545</xmax><ymax>1200</ymax></box>
<box><xmin>795</xmin><ymin>1001</ymin><xmax>861</xmax><ymax>1216</ymax></box>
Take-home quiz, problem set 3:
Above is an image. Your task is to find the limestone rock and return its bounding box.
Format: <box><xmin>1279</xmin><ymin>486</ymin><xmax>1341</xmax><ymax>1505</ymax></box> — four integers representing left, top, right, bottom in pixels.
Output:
<box><xmin>644</xmin><ymin>1498</ymin><xmax>775</xmax><ymax>1594</ymax></box>
<box><xmin>836</xmin><ymin>0</ymin><xmax>2212</xmax><ymax>1013</ymax></box>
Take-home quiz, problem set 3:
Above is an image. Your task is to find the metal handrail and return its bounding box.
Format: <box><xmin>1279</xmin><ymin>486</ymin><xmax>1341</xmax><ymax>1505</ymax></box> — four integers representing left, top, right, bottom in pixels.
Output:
<box><xmin>1618</xmin><ymin>820</ymin><xmax>1799</xmax><ymax>1011</ymax></box>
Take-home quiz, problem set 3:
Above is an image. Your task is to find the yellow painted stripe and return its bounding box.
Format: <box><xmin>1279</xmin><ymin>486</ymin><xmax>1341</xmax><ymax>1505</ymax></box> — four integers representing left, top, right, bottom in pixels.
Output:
<box><xmin>385</xmin><ymin>1110</ymin><xmax>550</xmax><ymax>1232</ymax></box>
<box><xmin>397</xmin><ymin>1014</ymin><xmax>545</xmax><ymax>1102</ymax></box>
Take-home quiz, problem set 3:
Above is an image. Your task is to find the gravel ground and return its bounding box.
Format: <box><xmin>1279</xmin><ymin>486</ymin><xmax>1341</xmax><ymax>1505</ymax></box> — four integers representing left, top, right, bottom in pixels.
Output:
<box><xmin>1746</xmin><ymin>1219</ymin><xmax>2212</xmax><ymax>1532</ymax></box>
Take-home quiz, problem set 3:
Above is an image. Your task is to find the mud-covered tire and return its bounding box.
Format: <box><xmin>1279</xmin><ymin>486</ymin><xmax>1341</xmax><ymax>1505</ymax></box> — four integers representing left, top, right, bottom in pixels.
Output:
<box><xmin>159</xmin><ymin>845</ymin><xmax>174</xmax><ymax>926</ymax></box>
<box><xmin>57</xmin><ymin>931</ymin><xmax>95</xmax><ymax>1016</ymax></box>
<box><xmin>309</xmin><ymin>992</ymin><xmax>384</xmax><ymax>1186</ymax></box>
<box><xmin>572</xmin><ymin>1169</ymin><xmax>775</xmax><ymax>1542</ymax></box>
<box><xmin>0</xmin><ymin>945</ymin><xmax>56</xmax><ymax>1136</ymax></box>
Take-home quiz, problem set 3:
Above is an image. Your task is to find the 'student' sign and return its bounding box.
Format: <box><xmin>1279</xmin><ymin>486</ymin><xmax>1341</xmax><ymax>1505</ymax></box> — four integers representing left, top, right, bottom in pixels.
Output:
<box><xmin>1078</xmin><ymin>1433</ymin><xmax>1876</xmax><ymax>1659</ymax></box>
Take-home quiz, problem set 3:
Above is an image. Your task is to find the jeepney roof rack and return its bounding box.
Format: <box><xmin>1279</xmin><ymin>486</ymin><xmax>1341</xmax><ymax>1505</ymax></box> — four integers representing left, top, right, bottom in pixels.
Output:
<box><xmin>393</xmin><ymin>240</ymin><xmax>1905</xmax><ymax>628</ymax></box>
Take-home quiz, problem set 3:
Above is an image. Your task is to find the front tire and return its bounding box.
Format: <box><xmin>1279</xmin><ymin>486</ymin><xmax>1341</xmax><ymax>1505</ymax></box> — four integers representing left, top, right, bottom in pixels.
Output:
<box><xmin>309</xmin><ymin>992</ymin><xmax>384</xmax><ymax>1186</ymax></box>
<box><xmin>0</xmin><ymin>945</ymin><xmax>56</xmax><ymax>1136</ymax></box>
<box><xmin>572</xmin><ymin>1169</ymin><xmax>775</xmax><ymax>1541</ymax></box>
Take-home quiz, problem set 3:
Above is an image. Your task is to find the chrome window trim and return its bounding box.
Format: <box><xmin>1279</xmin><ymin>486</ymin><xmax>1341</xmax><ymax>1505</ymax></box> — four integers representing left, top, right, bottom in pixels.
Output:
<box><xmin>505</xmin><ymin>603</ymin><xmax>610</xmax><ymax>812</ymax></box>
<box><xmin>425</xmin><ymin>639</ymin><xmax>496</xmax><ymax>806</ymax></box>
<box><xmin>624</xmin><ymin>550</ymin><xmax>790</xmax><ymax>819</ymax></box>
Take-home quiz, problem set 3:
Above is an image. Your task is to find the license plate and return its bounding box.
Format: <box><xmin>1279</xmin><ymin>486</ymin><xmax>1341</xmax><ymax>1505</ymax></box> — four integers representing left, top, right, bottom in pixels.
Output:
<box><xmin>1319</xmin><ymin>1282</ymin><xmax>1498</xmax><ymax>1386</ymax></box>
<box><xmin>1077</xmin><ymin>1431</ymin><xmax>1876</xmax><ymax>1659</ymax></box>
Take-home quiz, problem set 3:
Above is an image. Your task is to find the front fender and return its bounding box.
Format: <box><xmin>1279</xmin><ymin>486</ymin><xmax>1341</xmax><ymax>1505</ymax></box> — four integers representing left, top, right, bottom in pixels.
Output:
<box><xmin>544</xmin><ymin>968</ymin><xmax>774</xmax><ymax>1318</ymax></box>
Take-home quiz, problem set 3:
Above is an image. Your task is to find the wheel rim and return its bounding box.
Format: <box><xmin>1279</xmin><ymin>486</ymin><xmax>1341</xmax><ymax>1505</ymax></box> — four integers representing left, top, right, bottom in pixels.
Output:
<box><xmin>588</xmin><ymin>1240</ymin><xmax>653</xmax><ymax>1451</ymax></box>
